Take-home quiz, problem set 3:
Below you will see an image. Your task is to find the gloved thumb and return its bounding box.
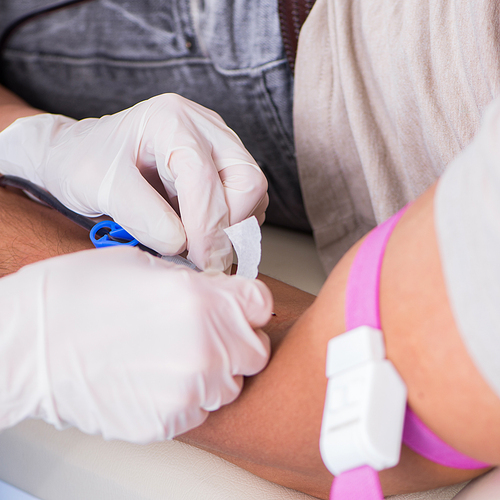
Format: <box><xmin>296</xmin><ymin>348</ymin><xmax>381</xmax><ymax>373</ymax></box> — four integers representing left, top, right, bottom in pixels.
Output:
<box><xmin>219</xmin><ymin>277</ymin><xmax>273</xmax><ymax>376</ymax></box>
<box><xmin>239</xmin><ymin>278</ymin><xmax>274</xmax><ymax>329</ymax></box>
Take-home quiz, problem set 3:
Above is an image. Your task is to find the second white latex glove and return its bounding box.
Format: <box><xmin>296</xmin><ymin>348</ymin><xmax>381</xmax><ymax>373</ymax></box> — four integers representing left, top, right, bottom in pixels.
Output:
<box><xmin>0</xmin><ymin>246</ymin><xmax>272</xmax><ymax>442</ymax></box>
<box><xmin>0</xmin><ymin>94</ymin><xmax>269</xmax><ymax>271</ymax></box>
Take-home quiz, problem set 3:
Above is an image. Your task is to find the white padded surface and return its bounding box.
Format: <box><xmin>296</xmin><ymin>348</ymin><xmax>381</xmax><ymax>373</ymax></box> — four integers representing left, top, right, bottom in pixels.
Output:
<box><xmin>454</xmin><ymin>468</ymin><xmax>500</xmax><ymax>500</ymax></box>
<box><xmin>0</xmin><ymin>419</ymin><xmax>315</xmax><ymax>500</ymax></box>
<box><xmin>0</xmin><ymin>224</ymin><xmax>493</xmax><ymax>499</ymax></box>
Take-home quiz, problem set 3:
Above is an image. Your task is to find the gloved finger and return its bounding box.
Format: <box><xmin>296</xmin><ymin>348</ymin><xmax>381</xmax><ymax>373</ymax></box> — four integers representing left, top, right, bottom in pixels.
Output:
<box><xmin>201</xmin><ymin>328</ymin><xmax>269</xmax><ymax>414</ymax></box>
<box><xmin>166</xmin><ymin>145</ymin><xmax>232</xmax><ymax>272</ymax></box>
<box><xmin>217</xmin><ymin>163</ymin><xmax>269</xmax><ymax>226</ymax></box>
<box><xmin>236</xmin><ymin>278</ymin><xmax>274</xmax><ymax>328</ymax></box>
<box><xmin>146</xmin><ymin>95</ymin><xmax>266</xmax><ymax>270</ymax></box>
<box><xmin>227</xmin><ymin>325</ymin><xmax>271</xmax><ymax>377</ymax></box>
<box><xmin>103</xmin><ymin>165</ymin><xmax>187</xmax><ymax>256</ymax></box>
<box><xmin>164</xmin><ymin>406</ymin><xmax>210</xmax><ymax>440</ymax></box>
<box><xmin>201</xmin><ymin>374</ymin><xmax>244</xmax><ymax>412</ymax></box>
<box><xmin>216</xmin><ymin>277</ymin><xmax>273</xmax><ymax>376</ymax></box>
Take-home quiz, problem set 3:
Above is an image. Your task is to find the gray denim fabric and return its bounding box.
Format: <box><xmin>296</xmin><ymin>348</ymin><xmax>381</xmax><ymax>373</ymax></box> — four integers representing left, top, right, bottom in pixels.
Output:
<box><xmin>0</xmin><ymin>0</ymin><xmax>311</xmax><ymax>231</ymax></box>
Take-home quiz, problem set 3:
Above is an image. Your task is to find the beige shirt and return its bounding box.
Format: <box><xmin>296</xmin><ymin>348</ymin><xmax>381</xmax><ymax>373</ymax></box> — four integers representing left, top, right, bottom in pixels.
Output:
<box><xmin>294</xmin><ymin>0</ymin><xmax>500</xmax><ymax>273</ymax></box>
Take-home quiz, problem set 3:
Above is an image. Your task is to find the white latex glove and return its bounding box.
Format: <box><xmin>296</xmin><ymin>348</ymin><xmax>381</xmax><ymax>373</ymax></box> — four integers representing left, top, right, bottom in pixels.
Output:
<box><xmin>0</xmin><ymin>94</ymin><xmax>269</xmax><ymax>271</ymax></box>
<box><xmin>0</xmin><ymin>247</ymin><xmax>272</xmax><ymax>443</ymax></box>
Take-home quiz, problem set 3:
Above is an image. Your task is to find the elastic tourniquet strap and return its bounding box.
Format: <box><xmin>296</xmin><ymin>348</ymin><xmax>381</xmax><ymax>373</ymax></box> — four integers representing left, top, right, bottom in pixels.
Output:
<box><xmin>333</xmin><ymin>205</ymin><xmax>488</xmax><ymax>500</ymax></box>
<box><xmin>331</xmin><ymin>466</ymin><xmax>383</xmax><ymax>500</ymax></box>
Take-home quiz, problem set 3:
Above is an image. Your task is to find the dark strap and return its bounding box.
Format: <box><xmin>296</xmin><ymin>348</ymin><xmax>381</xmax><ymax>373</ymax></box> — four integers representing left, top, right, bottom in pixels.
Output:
<box><xmin>277</xmin><ymin>0</ymin><xmax>316</xmax><ymax>72</ymax></box>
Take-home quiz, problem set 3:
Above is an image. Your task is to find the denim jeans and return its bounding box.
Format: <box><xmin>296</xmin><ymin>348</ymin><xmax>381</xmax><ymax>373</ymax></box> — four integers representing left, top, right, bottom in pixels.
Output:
<box><xmin>0</xmin><ymin>0</ymin><xmax>311</xmax><ymax>231</ymax></box>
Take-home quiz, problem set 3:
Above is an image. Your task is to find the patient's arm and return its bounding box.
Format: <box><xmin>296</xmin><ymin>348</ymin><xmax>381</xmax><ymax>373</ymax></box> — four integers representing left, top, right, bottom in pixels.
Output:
<box><xmin>179</xmin><ymin>184</ymin><xmax>500</xmax><ymax>499</ymax></box>
<box><xmin>1</xmin><ymin>179</ymin><xmax>498</xmax><ymax>499</ymax></box>
<box><xmin>0</xmin><ymin>185</ymin><xmax>94</xmax><ymax>276</ymax></box>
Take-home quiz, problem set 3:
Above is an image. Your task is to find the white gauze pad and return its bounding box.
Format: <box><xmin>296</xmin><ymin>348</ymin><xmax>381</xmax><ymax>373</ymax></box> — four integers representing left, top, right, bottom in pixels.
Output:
<box><xmin>224</xmin><ymin>216</ymin><xmax>262</xmax><ymax>279</ymax></box>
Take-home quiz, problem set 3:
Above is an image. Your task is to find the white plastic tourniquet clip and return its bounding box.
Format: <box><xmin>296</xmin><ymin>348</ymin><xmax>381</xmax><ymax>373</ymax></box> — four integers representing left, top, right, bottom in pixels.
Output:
<box><xmin>320</xmin><ymin>326</ymin><xmax>407</xmax><ymax>476</ymax></box>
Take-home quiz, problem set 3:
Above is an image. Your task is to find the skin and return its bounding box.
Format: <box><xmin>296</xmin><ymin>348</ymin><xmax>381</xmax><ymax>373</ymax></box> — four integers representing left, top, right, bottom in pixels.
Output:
<box><xmin>1</xmin><ymin>84</ymin><xmax>499</xmax><ymax>499</ymax></box>
<box><xmin>0</xmin><ymin>184</ymin><xmax>94</xmax><ymax>275</ymax></box>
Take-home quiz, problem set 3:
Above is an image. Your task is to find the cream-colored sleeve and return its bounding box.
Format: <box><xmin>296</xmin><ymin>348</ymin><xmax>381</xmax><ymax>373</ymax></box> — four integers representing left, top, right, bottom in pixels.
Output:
<box><xmin>295</xmin><ymin>0</ymin><xmax>500</xmax><ymax>273</ymax></box>
<box><xmin>435</xmin><ymin>97</ymin><xmax>500</xmax><ymax>399</ymax></box>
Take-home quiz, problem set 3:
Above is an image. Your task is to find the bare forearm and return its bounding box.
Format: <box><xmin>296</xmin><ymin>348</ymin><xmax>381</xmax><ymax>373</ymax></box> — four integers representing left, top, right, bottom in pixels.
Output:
<box><xmin>0</xmin><ymin>184</ymin><xmax>497</xmax><ymax>499</ymax></box>
<box><xmin>0</xmin><ymin>186</ymin><xmax>93</xmax><ymax>276</ymax></box>
<box><xmin>0</xmin><ymin>83</ymin><xmax>43</xmax><ymax>132</ymax></box>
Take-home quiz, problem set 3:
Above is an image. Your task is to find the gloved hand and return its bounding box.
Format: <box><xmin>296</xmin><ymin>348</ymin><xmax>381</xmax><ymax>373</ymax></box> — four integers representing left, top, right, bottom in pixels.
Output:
<box><xmin>0</xmin><ymin>247</ymin><xmax>272</xmax><ymax>443</ymax></box>
<box><xmin>0</xmin><ymin>94</ymin><xmax>269</xmax><ymax>271</ymax></box>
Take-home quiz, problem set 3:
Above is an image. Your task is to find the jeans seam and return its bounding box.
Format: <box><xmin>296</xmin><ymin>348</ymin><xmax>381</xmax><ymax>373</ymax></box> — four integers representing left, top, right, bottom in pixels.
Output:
<box><xmin>3</xmin><ymin>48</ymin><xmax>210</xmax><ymax>68</ymax></box>
<box><xmin>4</xmin><ymin>47</ymin><xmax>290</xmax><ymax>77</ymax></box>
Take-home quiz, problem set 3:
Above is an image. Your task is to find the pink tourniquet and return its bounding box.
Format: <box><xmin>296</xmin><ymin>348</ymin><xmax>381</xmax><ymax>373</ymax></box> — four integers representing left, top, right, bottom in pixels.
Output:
<box><xmin>330</xmin><ymin>205</ymin><xmax>489</xmax><ymax>500</ymax></box>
